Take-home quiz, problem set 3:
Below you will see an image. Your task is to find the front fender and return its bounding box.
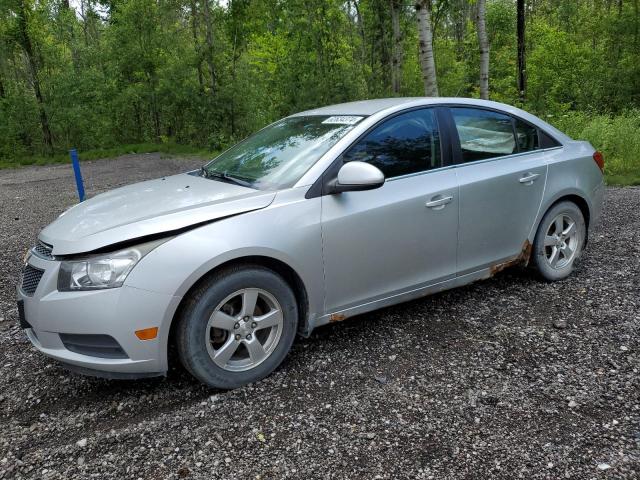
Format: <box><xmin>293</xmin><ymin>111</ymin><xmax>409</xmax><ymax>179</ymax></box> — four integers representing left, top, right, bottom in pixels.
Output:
<box><xmin>124</xmin><ymin>189</ymin><xmax>323</xmax><ymax>342</ymax></box>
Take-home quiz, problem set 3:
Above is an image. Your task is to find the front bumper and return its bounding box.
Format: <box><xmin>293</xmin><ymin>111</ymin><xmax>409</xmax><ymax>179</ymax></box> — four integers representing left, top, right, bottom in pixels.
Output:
<box><xmin>17</xmin><ymin>253</ymin><xmax>181</xmax><ymax>377</ymax></box>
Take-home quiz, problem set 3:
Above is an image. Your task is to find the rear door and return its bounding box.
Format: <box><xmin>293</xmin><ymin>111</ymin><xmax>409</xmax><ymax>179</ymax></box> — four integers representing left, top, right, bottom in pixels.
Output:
<box><xmin>448</xmin><ymin>107</ymin><xmax>549</xmax><ymax>275</ymax></box>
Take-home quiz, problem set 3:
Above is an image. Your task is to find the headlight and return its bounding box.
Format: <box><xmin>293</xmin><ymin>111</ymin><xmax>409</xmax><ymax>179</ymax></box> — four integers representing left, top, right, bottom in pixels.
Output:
<box><xmin>57</xmin><ymin>239</ymin><xmax>169</xmax><ymax>291</ymax></box>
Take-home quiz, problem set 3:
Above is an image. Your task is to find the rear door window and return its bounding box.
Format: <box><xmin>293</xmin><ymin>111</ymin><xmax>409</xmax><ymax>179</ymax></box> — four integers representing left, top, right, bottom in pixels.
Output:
<box><xmin>450</xmin><ymin>107</ymin><xmax>516</xmax><ymax>162</ymax></box>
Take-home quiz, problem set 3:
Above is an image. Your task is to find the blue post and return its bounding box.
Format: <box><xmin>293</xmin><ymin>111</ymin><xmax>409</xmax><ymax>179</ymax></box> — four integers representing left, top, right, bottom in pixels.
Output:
<box><xmin>69</xmin><ymin>148</ymin><xmax>85</xmax><ymax>202</ymax></box>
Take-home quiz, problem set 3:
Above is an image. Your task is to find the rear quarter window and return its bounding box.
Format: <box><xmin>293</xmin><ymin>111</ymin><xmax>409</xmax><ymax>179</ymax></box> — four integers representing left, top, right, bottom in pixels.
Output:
<box><xmin>539</xmin><ymin>129</ymin><xmax>562</xmax><ymax>148</ymax></box>
<box><xmin>515</xmin><ymin>119</ymin><xmax>539</xmax><ymax>152</ymax></box>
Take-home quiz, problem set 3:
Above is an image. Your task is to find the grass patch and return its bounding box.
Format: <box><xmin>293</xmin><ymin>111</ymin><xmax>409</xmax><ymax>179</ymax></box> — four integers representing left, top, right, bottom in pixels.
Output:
<box><xmin>604</xmin><ymin>172</ymin><xmax>640</xmax><ymax>186</ymax></box>
<box><xmin>0</xmin><ymin>143</ymin><xmax>214</xmax><ymax>169</ymax></box>
<box><xmin>548</xmin><ymin>110</ymin><xmax>640</xmax><ymax>186</ymax></box>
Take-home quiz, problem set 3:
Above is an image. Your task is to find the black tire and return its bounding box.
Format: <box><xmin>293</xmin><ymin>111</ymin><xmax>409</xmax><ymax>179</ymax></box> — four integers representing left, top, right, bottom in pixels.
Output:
<box><xmin>531</xmin><ymin>201</ymin><xmax>586</xmax><ymax>282</ymax></box>
<box><xmin>176</xmin><ymin>265</ymin><xmax>298</xmax><ymax>389</ymax></box>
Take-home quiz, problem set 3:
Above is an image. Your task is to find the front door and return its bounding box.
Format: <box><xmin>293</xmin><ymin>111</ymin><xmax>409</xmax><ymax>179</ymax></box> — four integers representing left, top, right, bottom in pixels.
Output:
<box><xmin>320</xmin><ymin>108</ymin><xmax>459</xmax><ymax>314</ymax></box>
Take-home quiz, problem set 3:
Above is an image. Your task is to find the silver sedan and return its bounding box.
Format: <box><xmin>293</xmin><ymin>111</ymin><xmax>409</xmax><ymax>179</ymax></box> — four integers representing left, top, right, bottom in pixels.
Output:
<box><xmin>17</xmin><ymin>98</ymin><xmax>604</xmax><ymax>388</ymax></box>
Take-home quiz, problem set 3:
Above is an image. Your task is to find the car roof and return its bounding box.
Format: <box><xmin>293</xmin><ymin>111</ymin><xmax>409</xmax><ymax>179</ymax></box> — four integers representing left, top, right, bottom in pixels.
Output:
<box><xmin>291</xmin><ymin>98</ymin><xmax>425</xmax><ymax>116</ymax></box>
<box><xmin>290</xmin><ymin>97</ymin><xmax>528</xmax><ymax>117</ymax></box>
<box><xmin>291</xmin><ymin>97</ymin><xmax>571</xmax><ymax>142</ymax></box>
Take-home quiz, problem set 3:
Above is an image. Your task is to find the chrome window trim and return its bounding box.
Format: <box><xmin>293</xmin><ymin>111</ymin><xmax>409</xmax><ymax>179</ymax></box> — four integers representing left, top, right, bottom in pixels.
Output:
<box><xmin>445</xmin><ymin>146</ymin><xmax>564</xmax><ymax>170</ymax></box>
<box><xmin>383</xmin><ymin>147</ymin><xmax>563</xmax><ymax>183</ymax></box>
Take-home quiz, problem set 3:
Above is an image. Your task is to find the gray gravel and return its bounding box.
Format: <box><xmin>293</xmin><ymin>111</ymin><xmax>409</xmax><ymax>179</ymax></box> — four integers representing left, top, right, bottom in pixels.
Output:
<box><xmin>0</xmin><ymin>154</ymin><xmax>639</xmax><ymax>479</ymax></box>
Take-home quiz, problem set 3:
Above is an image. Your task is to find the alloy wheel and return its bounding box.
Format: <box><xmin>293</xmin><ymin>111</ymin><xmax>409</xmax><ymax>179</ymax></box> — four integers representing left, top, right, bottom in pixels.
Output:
<box><xmin>205</xmin><ymin>288</ymin><xmax>283</xmax><ymax>372</ymax></box>
<box><xmin>543</xmin><ymin>213</ymin><xmax>579</xmax><ymax>269</ymax></box>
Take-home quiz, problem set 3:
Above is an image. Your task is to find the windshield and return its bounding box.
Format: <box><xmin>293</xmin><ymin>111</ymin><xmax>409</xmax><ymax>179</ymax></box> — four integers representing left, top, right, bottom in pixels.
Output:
<box><xmin>202</xmin><ymin>115</ymin><xmax>364</xmax><ymax>189</ymax></box>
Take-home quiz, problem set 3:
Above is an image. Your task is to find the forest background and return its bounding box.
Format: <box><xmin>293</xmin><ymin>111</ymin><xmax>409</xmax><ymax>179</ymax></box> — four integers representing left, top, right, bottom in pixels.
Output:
<box><xmin>1</xmin><ymin>0</ymin><xmax>638</xmax><ymax>184</ymax></box>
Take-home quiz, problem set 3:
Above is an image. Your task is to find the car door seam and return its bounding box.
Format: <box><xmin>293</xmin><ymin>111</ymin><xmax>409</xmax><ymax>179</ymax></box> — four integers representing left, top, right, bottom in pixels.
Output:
<box><xmin>527</xmin><ymin>161</ymin><xmax>549</xmax><ymax>240</ymax></box>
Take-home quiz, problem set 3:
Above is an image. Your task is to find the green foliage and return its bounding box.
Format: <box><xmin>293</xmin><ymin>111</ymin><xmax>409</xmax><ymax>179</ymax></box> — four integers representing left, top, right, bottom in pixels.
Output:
<box><xmin>0</xmin><ymin>143</ymin><xmax>213</xmax><ymax>169</ymax></box>
<box><xmin>549</xmin><ymin>111</ymin><xmax>640</xmax><ymax>185</ymax></box>
<box><xmin>0</xmin><ymin>0</ymin><xmax>639</xmax><ymax>184</ymax></box>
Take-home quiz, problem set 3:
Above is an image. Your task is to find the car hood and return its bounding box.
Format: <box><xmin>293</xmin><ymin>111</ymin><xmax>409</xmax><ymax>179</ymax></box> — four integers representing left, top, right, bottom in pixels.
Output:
<box><xmin>40</xmin><ymin>173</ymin><xmax>276</xmax><ymax>255</ymax></box>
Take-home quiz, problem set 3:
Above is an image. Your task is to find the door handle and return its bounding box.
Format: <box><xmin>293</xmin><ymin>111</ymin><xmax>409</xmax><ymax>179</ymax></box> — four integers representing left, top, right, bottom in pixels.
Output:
<box><xmin>426</xmin><ymin>195</ymin><xmax>453</xmax><ymax>210</ymax></box>
<box><xmin>519</xmin><ymin>173</ymin><xmax>540</xmax><ymax>184</ymax></box>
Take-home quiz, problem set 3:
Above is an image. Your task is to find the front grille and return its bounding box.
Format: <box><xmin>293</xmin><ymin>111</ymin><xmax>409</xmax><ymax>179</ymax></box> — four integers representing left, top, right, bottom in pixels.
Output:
<box><xmin>32</xmin><ymin>241</ymin><xmax>54</xmax><ymax>260</ymax></box>
<box><xmin>21</xmin><ymin>265</ymin><xmax>45</xmax><ymax>296</ymax></box>
<box><xmin>59</xmin><ymin>334</ymin><xmax>128</xmax><ymax>359</ymax></box>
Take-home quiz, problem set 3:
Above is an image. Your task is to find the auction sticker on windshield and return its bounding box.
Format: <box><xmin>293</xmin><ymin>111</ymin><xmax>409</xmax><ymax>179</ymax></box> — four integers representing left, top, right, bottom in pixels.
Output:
<box><xmin>322</xmin><ymin>116</ymin><xmax>363</xmax><ymax>125</ymax></box>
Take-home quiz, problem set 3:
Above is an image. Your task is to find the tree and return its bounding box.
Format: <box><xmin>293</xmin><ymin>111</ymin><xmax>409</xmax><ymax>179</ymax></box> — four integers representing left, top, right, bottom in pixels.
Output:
<box><xmin>1</xmin><ymin>0</ymin><xmax>640</xmax><ymax>162</ymax></box>
<box><xmin>416</xmin><ymin>0</ymin><xmax>438</xmax><ymax>96</ymax></box>
<box><xmin>452</xmin><ymin>0</ymin><xmax>470</xmax><ymax>59</ymax></box>
<box><xmin>476</xmin><ymin>0</ymin><xmax>489</xmax><ymax>99</ymax></box>
<box><xmin>390</xmin><ymin>0</ymin><xmax>402</xmax><ymax>94</ymax></box>
<box><xmin>14</xmin><ymin>0</ymin><xmax>54</xmax><ymax>153</ymax></box>
<box><xmin>202</xmin><ymin>0</ymin><xmax>217</xmax><ymax>92</ymax></box>
<box><xmin>517</xmin><ymin>0</ymin><xmax>526</xmax><ymax>100</ymax></box>
<box><xmin>190</xmin><ymin>0</ymin><xmax>204</xmax><ymax>93</ymax></box>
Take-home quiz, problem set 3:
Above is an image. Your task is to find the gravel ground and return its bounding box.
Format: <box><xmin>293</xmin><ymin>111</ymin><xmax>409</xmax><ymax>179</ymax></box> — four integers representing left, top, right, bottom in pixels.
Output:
<box><xmin>0</xmin><ymin>154</ymin><xmax>638</xmax><ymax>479</ymax></box>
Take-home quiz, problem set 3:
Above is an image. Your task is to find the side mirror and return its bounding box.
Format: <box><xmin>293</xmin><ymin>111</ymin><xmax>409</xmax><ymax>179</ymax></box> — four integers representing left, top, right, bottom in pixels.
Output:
<box><xmin>330</xmin><ymin>161</ymin><xmax>385</xmax><ymax>194</ymax></box>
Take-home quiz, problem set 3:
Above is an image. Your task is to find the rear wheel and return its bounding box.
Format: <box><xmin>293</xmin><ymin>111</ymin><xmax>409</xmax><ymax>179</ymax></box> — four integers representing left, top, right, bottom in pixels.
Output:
<box><xmin>531</xmin><ymin>201</ymin><xmax>586</xmax><ymax>281</ymax></box>
<box><xmin>176</xmin><ymin>266</ymin><xmax>298</xmax><ymax>389</ymax></box>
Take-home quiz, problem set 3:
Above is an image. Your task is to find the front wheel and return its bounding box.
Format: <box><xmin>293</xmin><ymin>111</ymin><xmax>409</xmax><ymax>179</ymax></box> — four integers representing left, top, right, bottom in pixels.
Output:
<box><xmin>531</xmin><ymin>201</ymin><xmax>586</xmax><ymax>282</ymax></box>
<box><xmin>176</xmin><ymin>266</ymin><xmax>298</xmax><ymax>389</ymax></box>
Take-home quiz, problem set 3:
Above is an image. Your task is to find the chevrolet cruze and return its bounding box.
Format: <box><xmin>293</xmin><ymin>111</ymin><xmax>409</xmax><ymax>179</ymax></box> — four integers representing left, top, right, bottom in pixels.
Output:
<box><xmin>17</xmin><ymin>98</ymin><xmax>604</xmax><ymax>388</ymax></box>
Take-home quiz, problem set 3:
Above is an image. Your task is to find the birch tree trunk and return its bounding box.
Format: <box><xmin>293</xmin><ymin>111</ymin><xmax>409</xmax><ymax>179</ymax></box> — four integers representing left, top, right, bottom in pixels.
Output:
<box><xmin>390</xmin><ymin>0</ymin><xmax>402</xmax><ymax>95</ymax></box>
<box><xmin>476</xmin><ymin>0</ymin><xmax>489</xmax><ymax>100</ymax></box>
<box><xmin>517</xmin><ymin>0</ymin><xmax>526</xmax><ymax>101</ymax></box>
<box><xmin>416</xmin><ymin>0</ymin><xmax>438</xmax><ymax>97</ymax></box>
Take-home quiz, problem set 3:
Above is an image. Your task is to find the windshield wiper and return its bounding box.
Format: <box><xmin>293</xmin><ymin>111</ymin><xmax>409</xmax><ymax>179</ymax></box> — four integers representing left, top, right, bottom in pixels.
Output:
<box><xmin>201</xmin><ymin>168</ymin><xmax>255</xmax><ymax>189</ymax></box>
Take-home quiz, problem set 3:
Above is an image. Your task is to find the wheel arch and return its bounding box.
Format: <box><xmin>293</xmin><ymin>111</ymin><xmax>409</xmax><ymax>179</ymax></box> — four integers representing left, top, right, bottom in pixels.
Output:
<box><xmin>167</xmin><ymin>255</ymin><xmax>311</xmax><ymax>367</ymax></box>
<box><xmin>533</xmin><ymin>192</ymin><xmax>591</xmax><ymax>245</ymax></box>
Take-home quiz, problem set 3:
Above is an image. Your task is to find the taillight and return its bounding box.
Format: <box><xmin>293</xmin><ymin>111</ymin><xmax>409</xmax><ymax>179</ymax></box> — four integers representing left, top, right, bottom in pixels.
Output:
<box><xmin>593</xmin><ymin>151</ymin><xmax>604</xmax><ymax>173</ymax></box>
